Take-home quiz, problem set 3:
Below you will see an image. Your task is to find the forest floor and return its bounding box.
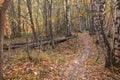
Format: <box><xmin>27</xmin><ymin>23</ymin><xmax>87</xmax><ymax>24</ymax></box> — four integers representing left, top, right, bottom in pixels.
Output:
<box><xmin>3</xmin><ymin>32</ymin><xmax>120</xmax><ymax>80</ymax></box>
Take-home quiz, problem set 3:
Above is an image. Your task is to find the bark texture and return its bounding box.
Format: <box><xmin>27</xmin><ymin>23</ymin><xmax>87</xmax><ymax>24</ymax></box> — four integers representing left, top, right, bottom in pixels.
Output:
<box><xmin>0</xmin><ymin>0</ymin><xmax>10</xmax><ymax>79</ymax></box>
<box><xmin>114</xmin><ymin>0</ymin><xmax>120</xmax><ymax>66</ymax></box>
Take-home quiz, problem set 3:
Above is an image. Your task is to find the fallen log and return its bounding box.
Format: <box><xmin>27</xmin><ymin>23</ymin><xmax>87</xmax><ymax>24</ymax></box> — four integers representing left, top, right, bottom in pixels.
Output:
<box><xmin>3</xmin><ymin>35</ymin><xmax>76</xmax><ymax>50</ymax></box>
<box><xmin>10</xmin><ymin>38</ymin><xmax>50</xmax><ymax>46</ymax></box>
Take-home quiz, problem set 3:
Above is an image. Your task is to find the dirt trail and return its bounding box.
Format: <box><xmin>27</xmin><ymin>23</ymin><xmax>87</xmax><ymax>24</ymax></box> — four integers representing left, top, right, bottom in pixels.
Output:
<box><xmin>63</xmin><ymin>32</ymin><xmax>97</xmax><ymax>80</ymax></box>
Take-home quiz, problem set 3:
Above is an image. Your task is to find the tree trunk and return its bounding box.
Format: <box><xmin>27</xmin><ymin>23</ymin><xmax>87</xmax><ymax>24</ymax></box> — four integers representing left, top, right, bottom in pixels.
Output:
<box><xmin>92</xmin><ymin>0</ymin><xmax>113</xmax><ymax>68</ymax></box>
<box><xmin>114</xmin><ymin>0</ymin><xmax>120</xmax><ymax>66</ymax></box>
<box><xmin>99</xmin><ymin>0</ymin><xmax>113</xmax><ymax>68</ymax></box>
<box><xmin>26</xmin><ymin>0</ymin><xmax>38</xmax><ymax>41</ymax></box>
<box><xmin>9</xmin><ymin>0</ymin><xmax>16</xmax><ymax>38</ymax></box>
<box><xmin>36</xmin><ymin>0</ymin><xmax>40</xmax><ymax>36</ymax></box>
<box><xmin>55</xmin><ymin>6</ymin><xmax>60</xmax><ymax>36</ymax></box>
<box><xmin>43</xmin><ymin>0</ymin><xmax>49</xmax><ymax>37</ymax></box>
<box><xmin>90</xmin><ymin>0</ymin><xmax>96</xmax><ymax>35</ymax></box>
<box><xmin>75</xmin><ymin>0</ymin><xmax>82</xmax><ymax>32</ymax></box>
<box><xmin>17</xmin><ymin>0</ymin><xmax>21</xmax><ymax>37</ymax></box>
<box><xmin>66</xmin><ymin>0</ymin><xmax>72</xmax><ymax>36</ymax></box>
<box><xmin>48</xmin><ymin>0</ymin><xmax>55</xmax><ymax>48</ymax></box>
<box><xmin>0</xmin><ymin>0</ymin><xmax>10</xmax><ymax>79</ymax></box>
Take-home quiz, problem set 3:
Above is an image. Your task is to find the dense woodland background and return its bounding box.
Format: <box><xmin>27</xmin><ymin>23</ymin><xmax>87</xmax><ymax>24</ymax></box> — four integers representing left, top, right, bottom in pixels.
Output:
<box><xmin>0</xmin><ymin>0</ymin><xmax>120</xmax><ymax>80</ymax></box>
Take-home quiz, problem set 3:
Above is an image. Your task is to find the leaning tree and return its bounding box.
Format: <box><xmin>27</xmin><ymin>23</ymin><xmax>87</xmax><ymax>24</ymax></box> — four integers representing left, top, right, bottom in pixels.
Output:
<box><xmin>91</xmin><ymin>0</ymin><xmax>114</xmax><ymax>68</ymax></box>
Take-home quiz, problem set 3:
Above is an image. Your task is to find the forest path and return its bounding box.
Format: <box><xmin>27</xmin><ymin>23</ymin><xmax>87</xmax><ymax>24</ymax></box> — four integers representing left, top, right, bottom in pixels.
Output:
<box><xmin>62</xmin><ymin>32</ymin><xmax>97</xmax><ymax>80</ymax></box>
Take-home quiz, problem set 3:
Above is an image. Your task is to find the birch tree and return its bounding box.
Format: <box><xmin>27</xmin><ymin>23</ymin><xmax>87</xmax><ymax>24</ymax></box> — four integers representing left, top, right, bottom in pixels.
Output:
<box><xmin>66</xmin><ymin>0</ymin><xmax>72</xmax><ymax>36</ymax></box>
<box><xmin>114</xmin><ymin>0</ymin><xmax>120</xmax><ymax>66</ymax></box>
<box><xmin>75</xmin><ymin>0</ymin><xmax>82</xmax><ymax>32</ymax></box>
<box><xmin>92</xmin><ymin>0</ymin><xmax>113</xmax><ymax>68</ymax></box>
